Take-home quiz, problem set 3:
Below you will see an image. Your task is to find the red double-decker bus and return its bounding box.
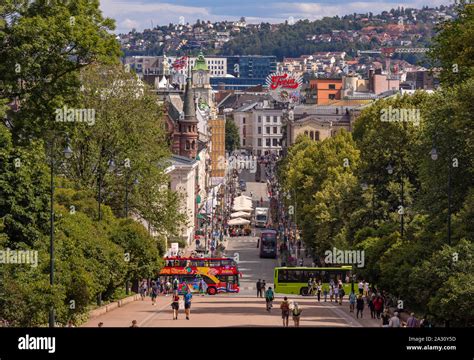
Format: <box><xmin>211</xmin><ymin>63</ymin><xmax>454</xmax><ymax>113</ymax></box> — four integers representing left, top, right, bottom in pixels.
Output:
<box><xmin>159</xmin><ymin>257</ymin><xmax>241</xmax><ymax>295</ymax></box>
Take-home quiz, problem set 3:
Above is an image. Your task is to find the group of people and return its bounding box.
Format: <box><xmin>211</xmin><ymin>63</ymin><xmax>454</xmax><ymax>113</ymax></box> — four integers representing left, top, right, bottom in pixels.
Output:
<box><xmin>306</xmin><ymin>278</ymin><xmax>346</xmax><ymax>304</ymax></box>
<box><xmin>139</xmin><ymin>277</ymin><xmax>208</xmax><ymax>302</ymax></box>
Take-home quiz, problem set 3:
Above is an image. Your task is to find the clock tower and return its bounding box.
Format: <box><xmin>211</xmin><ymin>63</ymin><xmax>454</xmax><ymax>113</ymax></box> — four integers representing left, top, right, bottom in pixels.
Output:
<box><xmin>192</xmin><ymin>52</ymin><xmax>213</xmax><ymax>109</ymax></box>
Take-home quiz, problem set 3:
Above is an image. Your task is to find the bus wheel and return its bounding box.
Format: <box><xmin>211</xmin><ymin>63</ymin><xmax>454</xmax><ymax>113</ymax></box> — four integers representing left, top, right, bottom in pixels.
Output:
<box><xmin>207</xmin><ymin>287</ymin><xmax>217</xmax><ymax>295</ymax></box>
<box><xmin>300</xmin><ymin>287</ymin><xmax>309</xmax><ymax>296</ymax></box>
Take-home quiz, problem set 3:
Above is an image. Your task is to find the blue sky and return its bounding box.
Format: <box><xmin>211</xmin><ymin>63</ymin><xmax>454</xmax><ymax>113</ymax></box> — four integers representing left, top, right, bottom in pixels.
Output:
<box><xmin>100</xmin><ymin>0</ymin><xmax>454</xmax><ymax>33</ymax></box>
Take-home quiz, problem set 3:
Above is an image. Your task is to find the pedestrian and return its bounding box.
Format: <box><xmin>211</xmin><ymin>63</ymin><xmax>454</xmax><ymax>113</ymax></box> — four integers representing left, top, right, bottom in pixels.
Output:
<box><xmin>356</xmin><ymin>295</ymin><xmax>364</xmax><ymax>319</ymax></box>
<box><xmin>389</xmin><ymin>312</ymin><xmax>401</xmax><ymax>327</ymax></box>
<box><xmin>151</xmin><ymin>281</ymin><xmax>159</xmax><ymax>306</ymax></box>
<box><xmin>307</xmin><ymin>278</ymin><xmax>313</xmax><ymax>296</ymax></box>
<box><xmin>261</xmin><ymin>280</ymin><xmax>266</xmax><ymax>296</ymax></box>
<box><xmin>200</xmin><ymin>278</ymin><xmax>208</xmax><ymax>295</ymax></box>
<box><xmin>338</xmin><ymin>285</ymin><xmax>345</xmax><ymax>305</ymax></box>
<box><xmin>98</xmin><ymin>322</ymin><xmax>104</xmax><ymax>328</ymax></box>
<box><xmin>358</xmin><ymin>280</ymin><xmax>364</xmax><ymax>295</ymax></box>
<box><xmin>265</xmin><ymin>286</ymin><xmax>274</xmax><ymax>311</ymax></box>
<box><xmin>256</xmin><ymin>279</ymin><xmax>262</xmax><ymax>298</ymax></box>
<box><xmin>381</xmin><ymin>309</ymin><xmax>390</xmax><ymax>327</ymax></box>
<box><xmin>139</xmin><ymin>280</ymin><xmax>147</xmax><ymax>300</ymax></box>
<box><xmin>130</xmin><ymin>320</ymin><xmax>138</xmax><ymax>328</ymax></box>
<box><xmin>280</xmin><ymin>296</ymin><xmax>290</xmax><ymax>327</ymax></box>
<box><xmin>329</xmin><ymin>285</ymin><xmax>334</xmax><ymax>302</ymax></box>
<box><xmin>368</xmin><ymin>295</ymin><xmax>376</xmax><ymax>319</ymax></box>
<box><xmin>323</xmin><ymin>283</ymin><xmax>328</xmax><ymax>302</ymax></box>
<box><xmin>184</xmin><ymin>289</ymin><xmax>193</xmax><ymax>320</ymax></box>
<box><xmin>406</xmin><ymin>313</ymin><xmax>419</xmax><ymax>328</ymax></box>
<box><xmin>349</xmin><ymin>291</ymin><xmax>356</xmax><ymax>312</ymax></box>
<box><xmin>334</xmin><ymin>284</ymin><xmax>339</xmax><ymax>303</ymax></box>
<box><xmin>173</xmin><ymin>277</ymin><xmax>179</xmax><ymax>292</ymax></box>
<box><xmin>292</xmin><ymin>302</ymin><xmax>302</xmax><ymax>327</ymax></box>
<box><xmin>364</xmin><ymin>281</ymin><xmax>370</xmax><ymax>297</ymax></box>
<box><xmin>317</xmin><ymin>282</ymin><xmax>322</xmax><ymax>302</ymax></box>
<box><xmin>165</xmin><ymin>279</ymin><xmax>172</xmax><ymax>296</ymax></box>
<box><xmin>374</xmin><ymin>295</ymin><xmax>383</xmax><ymax>319</ymax></box>
<box><xmin>171</xmin><ymin>292</ymin><xmax>180</xmax><ymax>320</ymax></box>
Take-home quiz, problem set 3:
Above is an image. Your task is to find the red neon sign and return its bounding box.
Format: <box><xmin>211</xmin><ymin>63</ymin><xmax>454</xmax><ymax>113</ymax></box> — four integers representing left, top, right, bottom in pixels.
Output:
<box><xmin>270</xmin><ymin>73</ymin><xmax>300</xmax><ymax>90</ymax></box>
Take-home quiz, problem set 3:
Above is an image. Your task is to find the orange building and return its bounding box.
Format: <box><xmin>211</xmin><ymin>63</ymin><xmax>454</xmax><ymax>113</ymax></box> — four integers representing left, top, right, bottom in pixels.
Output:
<box><xmin>209</xmin><ymin>117</ymin><xmax>226</xmax><ymax>178</ymax></box>
<box><xmin>309</xmin><ymin>78</ymin><xmax>343</xmax><ymax>105</ymax></box>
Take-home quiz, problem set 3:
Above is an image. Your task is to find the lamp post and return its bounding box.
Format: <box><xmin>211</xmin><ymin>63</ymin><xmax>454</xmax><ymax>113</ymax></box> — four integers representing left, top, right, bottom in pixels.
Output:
<box><xmin>430</xmin><ymin>147</ymin><xmax>453</xmax><ymax>245</ymax></box>
<box><xmin>387</xmin><ymin>163</ymin><xmax>404</xmax><ymax>238</ymax></box>
<box><xmin>49</xmin><ymin>135</ymin><xmax>73</xmax><ymax>328</ymax></box>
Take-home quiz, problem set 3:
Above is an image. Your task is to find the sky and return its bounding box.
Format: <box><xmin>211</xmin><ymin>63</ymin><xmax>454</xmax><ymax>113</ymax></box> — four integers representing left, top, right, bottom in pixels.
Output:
<box><xmin>100</xmin><ymin>0</ymin><xmax>454</xmax><ymax>33</ymax></box>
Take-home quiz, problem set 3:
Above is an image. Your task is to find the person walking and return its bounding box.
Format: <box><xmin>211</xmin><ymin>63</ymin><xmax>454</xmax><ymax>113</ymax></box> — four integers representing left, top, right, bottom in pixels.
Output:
<box><xmin>265</xmin><ymin>286</ymin><xmax>274</xmax><ymax>311</ymax></box>
<box><xmin>374</xmin><ymin>295</ymin><xmax>383</xmax><ymax>319</ymax></box>
<box><xmin>406</xmin><ymin>313</ymin><xmax>419</xmax><ymax>328</ymax></box>
<box><xmin>323</xmin><ymin>283</ymin><xmax>329</xmax><ymax>302</ymax></box>
<box><xmin>139</xmin><ymin>280</ymin><xmax>147</xmax><ymax>300</ymax></box>
<box><xmin>151</xmin><ymin>281</ymin><xmax>159</xmax><ymax>306</ymax></box>
<box><xmin>261</xmin><ymin>280</ymin><xmax>266</xmax><ymax>296</ymax></box>
<box><xmin>130</xmin><ymin>320</ymin><xmax>138</xmax><ymax>328</ymax></box>
<box><xmin>389</xmin><ymin>312</ymin><xmax>401</xmax><ymax>327</ymax></box>
<box><xmin>356</xmin><ymin>295</ymin><xmax>364</xmax><ymax>319</ymax></box>
<box><xmin>329</xmin><ymin>285</ymin><xmax>334</xmax><ymax>302</ymax></box>
<box><xmin>172</xmin><ymin>277</ymin><xmax>179</xmax><ymax>293</ymax></box>
<box><xmin>334</xmin><ymin>284</ymin><xmax>339</xmax><ymax>303</ymax></box>
<box><xmin>368</xmin><ymin>295</ymin><xmax>376</xmax><ymax>319</ymax></box>
<box><xmin>256</xmin><ymin>279</ymin><xmax>262</xmax><ymax>298</ymax></box>
<box><xmin>358</xmin><ymin>280</ymin><xmax>364</xmax><ymax>295</ymax></box>
<box><xmin>171</xmin><ymin>292</ymin><xmax>180</xmax><ymax>320</ymax></box>
<box><xmin>317</xmin><ymin>282</ymin><xmax>322</xmax><ymax>302</ymax></box>
<box><xmin>184</xmin><ymin>289</ymin><xmax>193</xmax><ymax>320</ymax></box>
<box><xmin>292</xmin><ymin>302</ymin><xmax>302</xmax><ymax>327</ymax></box>
<box><xmin>338</xmin><ymin>285</ymin><xmax>345</xmax><ymax>305</ymax></box>
<box><xmin>381</xmin><ymin>309</ymin><xmax>390</xmax><ymax>327</ymax></box>
<box><xmin>349</xmin><ymin>291</ymin><xmax>356</xmax><ymax>313</ymax></box>
<box><xmin>280</xmin><ymin>297</ymin><xmax>290</xmax><ymax>327</ymax></box>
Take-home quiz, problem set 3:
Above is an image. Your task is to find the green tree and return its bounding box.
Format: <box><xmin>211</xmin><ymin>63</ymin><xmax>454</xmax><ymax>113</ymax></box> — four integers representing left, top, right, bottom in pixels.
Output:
<box><xmin>225</xmin><ymin>117</ymin><xmax>240</xmax><ymax>152</ymax></box>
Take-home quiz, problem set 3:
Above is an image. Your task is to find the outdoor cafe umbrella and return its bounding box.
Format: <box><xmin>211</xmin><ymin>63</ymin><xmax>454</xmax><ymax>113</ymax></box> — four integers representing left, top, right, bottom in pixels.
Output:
<box><xmin>230</xmin><ymin>211</ymin><xmax>252</xmax><ymax>218</ymax></box>
<box><xmin>227</xmin><ymin>217</ymin><xmax>251</xmax><ymax>226</ymax></box>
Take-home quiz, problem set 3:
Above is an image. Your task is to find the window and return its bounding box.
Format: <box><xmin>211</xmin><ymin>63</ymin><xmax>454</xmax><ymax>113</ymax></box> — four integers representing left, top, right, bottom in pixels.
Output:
<box><xmin>243</xmin><ymin>117</ymin><xmax>246</xmax><ymax>124</ymax></box>
<box><xmin>328</xmin><ymin>84</ymin><xmax>336</xmax><ymax>90</ymax></box>
<box><xmin>310</xmin><ymin>131</ymin><xmax>314</xmax><ymax>140</ymax></box>
<box><xmin>304</xmin><ymin>130</ymin><xmax>308</xmax><ymax>136</ymax></box>
<box><xmin>266</xmin><ymin>116</ymin><xmax>270</xmax><ymax>123</ymax></box>
<box><xmin>242</xmin><ymin>139</ymin><xmax>246</xmax><ymax>146</ymax></box>
<box><xmin>273</xmin><ymin>116</ymin><xmax>277</xmax><ymax>122</ymax></box>
<box><xmin>272</xmin><ymin>138</ymin><xmax>278</xmax><ymax>146</ymax></box>
<box><xmin>258</xmin><ymin>138</ymin><xmax>262</xmax><ymax>146</ymax></box>
<box><xmin>329</xmin><ymin>94</ymin><xmax>336</xmax><ymax>100</ymax></box>
<box><xmin>258</xmin><ymin>116</ymin><xmax>262</xmax><ymax>123</ymax></box>
<box><xmin>315</xmin><ymin>131</ymin><xmax>320</xmax><ymax>141</ymax></box>
<box><xmin>266</xmin><ymin>139</ymin><xmax>271</xmax><ymax>147</ymax></box>
<box><xmin>258</xmin><ymin>127</ymin><xmax>262</xmax><ymax>134</ymax></box>
<box><xmin>273</xmin><ymin>127</ymin><xmax>277</xmax><ymax>134</ymax></box>
<box><xmin>266</xmin><ymin>127</ymin><xmax>270</xmax><ymax>134</ymax></box>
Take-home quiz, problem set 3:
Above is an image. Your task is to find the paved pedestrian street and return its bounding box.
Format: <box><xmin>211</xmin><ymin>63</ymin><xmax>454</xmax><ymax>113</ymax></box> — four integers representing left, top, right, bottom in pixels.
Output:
<box><xmin>82</xmin><ymin>294</ymin><xmax>380</xmax><ymax>327</ymax></box>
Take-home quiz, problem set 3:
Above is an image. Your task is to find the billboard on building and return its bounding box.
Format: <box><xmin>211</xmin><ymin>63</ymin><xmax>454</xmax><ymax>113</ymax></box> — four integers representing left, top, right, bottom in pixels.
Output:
<box><xmin>265</xmin><ymin>72</ymin><xmax>302</xmax><ymax>104</ymax></box>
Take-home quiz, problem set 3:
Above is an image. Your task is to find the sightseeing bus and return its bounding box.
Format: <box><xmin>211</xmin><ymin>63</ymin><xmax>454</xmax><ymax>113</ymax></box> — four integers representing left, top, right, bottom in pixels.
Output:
<box><xmin>274</xmin><ymin>266</ymin><xmax>353</xmax><ymax>295</ymax></box>
<box><xmin>159</xmin><ymin>257</ymin><xmax>241</xmax><ymax>295</ymax></box>
<box><xmin>258</xmin><ymin>229</ymin><xmax>278</xmax><ymax>258</ymax></box>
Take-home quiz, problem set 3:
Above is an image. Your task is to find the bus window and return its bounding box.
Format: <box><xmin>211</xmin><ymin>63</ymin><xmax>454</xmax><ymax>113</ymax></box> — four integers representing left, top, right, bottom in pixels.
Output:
<box><xmin>208</xmin><ymin>260</ymin><xmax>222</xmax><ymax>267</ymax></box>
<box><xmin>278</xmin><ymin>270</ymin><xmax>288</xmax><ymax>282</ymax></box>
<box><xmin>221</xmin><ymin>259</ymin><xmax>235</xmax><ymax>267</ymax></box>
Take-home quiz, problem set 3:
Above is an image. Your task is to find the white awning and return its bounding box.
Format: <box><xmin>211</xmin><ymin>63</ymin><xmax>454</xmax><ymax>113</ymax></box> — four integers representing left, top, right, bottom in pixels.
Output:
<box><xmin>228</xmin><ymin>217</ymin><xmax>251</xmax><ymax>226</ymax></box>
<box><xmin>230</xmin><ymin>211</ymin><xmax>252</xmax><ymax>218</ymax></box>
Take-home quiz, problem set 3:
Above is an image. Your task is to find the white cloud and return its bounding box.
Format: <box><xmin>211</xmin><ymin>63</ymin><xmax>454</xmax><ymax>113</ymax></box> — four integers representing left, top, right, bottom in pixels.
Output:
<box><xmin>120</xmin><ymin>18</ymin><xmax>140</xmax><ymax>30</ymax></box>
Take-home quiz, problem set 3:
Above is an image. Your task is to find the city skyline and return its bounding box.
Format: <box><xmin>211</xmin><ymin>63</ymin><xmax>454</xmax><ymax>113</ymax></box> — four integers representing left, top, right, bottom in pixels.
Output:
<box><xmin>101</xmin><ymin>0</ymin><xmax>454</xmax><ymax>33</ymax></box>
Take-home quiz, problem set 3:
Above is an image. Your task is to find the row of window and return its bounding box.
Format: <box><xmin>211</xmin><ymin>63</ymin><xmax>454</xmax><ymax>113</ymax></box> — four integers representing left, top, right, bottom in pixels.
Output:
<box><xmin>304</xmin><ymin>130</ymin><xmax>320</xmax><ymax>141</ymax></box>
<box><xmin>256</xmin><ymin>115</ymin><xmax>280</xmax><ymax>123</ymax></box>
<box><xmin>257</xmin><ymin>138</ymin><xmax>280</xmax><ymax>147</ymax></box>
<box><xmin>258</xmin><ymin>126</ymin><xmax>280</xmax><ymax>135</ymax></box>
<box><xmin>277</xmin><ymin>270</ymin><xmax>351</xmax><ymax>284</ymax></box>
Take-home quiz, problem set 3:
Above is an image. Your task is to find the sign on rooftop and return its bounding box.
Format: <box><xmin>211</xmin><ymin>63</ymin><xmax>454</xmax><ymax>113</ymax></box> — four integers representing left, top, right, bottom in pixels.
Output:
<box><xmin>265</xmin><ymin>72</ymin><xmax>302</xmax><ymax>104</ymax></box>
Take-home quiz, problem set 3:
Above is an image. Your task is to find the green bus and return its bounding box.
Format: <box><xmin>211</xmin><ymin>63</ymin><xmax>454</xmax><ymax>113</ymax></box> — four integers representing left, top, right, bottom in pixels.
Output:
<box><xmin>274</xmin><ymin>266</ymin><xmax>354</xmax><ymax>296</ymax></box>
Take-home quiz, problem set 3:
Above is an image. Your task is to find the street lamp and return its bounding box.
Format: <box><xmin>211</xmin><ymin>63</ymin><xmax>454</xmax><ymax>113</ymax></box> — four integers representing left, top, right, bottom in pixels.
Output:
<box><xmin>49</xmin><ymin>135</ymin><xmax>74</xmax><ymax>328</ymax></box>
<box><xmin>97</xmin><ymin>157</ymin><xmax>115</xmax><ymax>221</ymax></box>
<box><xmin>387</xmin><ymin>162</ymin><xmax>404</xmax><ymax>238</ymax></box>
<box><xmin>430</xmin><ymin>147</ymin><xmax>452</xmax><ymax>245</ymax></box>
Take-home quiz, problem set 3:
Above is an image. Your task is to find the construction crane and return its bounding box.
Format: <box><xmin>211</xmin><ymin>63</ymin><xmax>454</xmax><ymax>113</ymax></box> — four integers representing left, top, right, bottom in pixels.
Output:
<box><xmin>357</xmin><ymin>47</ymin><xmax>430</xmax><ymax>75</ymax></box>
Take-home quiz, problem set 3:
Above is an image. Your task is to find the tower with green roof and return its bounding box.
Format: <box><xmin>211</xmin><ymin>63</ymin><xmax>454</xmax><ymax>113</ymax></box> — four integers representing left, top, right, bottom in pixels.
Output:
<box><xmin>192</xmin><ymin>51</ymin><xmax>213</xmax><ymax>109</ymax></box>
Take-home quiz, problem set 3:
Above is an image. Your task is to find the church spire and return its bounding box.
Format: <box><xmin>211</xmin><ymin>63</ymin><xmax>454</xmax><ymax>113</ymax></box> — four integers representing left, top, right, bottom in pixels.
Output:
<box><xmin>183</xmin><ymin>74</ymin><xmax>196</xmax><ymax>121</ymax></box>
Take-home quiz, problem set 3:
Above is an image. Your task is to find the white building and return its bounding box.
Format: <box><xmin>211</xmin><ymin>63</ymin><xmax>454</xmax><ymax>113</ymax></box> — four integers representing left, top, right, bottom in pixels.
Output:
<box><xmin>233</xmin><ymin>101</ymin><xmax>284</xmax><ymax>156</ymax></box>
